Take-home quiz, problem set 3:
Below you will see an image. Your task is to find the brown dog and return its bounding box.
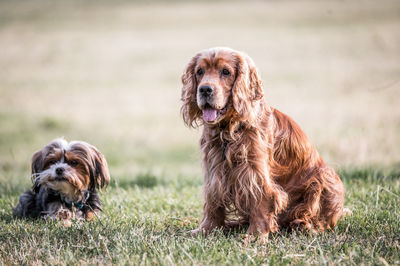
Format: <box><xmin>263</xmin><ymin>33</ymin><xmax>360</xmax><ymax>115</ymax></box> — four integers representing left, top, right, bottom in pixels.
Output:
<box><xmin>181</xmin><ymin>47</ymin><xmax>345</xmax><ymax>238</ymax></box>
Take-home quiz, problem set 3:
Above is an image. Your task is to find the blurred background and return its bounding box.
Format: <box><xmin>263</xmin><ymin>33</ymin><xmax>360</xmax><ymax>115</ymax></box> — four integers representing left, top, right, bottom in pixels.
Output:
<box><xmin>0</xmin><ymin>0</ymin><xmax>399</xmax><ymax>191</ymax></box>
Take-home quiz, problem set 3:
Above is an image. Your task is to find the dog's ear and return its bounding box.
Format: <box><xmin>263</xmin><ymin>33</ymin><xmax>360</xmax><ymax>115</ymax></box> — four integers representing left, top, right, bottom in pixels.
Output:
<box><xmin>88</xmin><ymin>145</ymin><xmax>110</xmax><ymax>191</ymax></box>
<box><xmin>181</xmin><ymin>53</ymin><xmax>202</xmax><ymax>128</ymax></box>
<box><xmin>31</xmin><ymin>149</ymin><xmax>45</xmax><ymax>192</ymax></box>
<box><xmin>31</xmin><ymin>149</ymin><xmax>44</xmax><ymax>175</ymax></box>
<box><xmin>232</xmin><ymin>52</ymin><xmax>264</xmax><ymax>122</ymax></box>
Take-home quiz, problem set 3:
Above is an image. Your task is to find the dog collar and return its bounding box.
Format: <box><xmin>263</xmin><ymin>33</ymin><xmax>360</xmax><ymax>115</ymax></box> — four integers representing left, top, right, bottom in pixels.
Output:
<box><xmin>59</xmin><ymin>190</ymin><xmax>90</xmax><ymax>210</ymax></box>
<box><xmin>63</xmin><ymin>199</ymin><xmax>85</xmax><ymax>209</ymax></box>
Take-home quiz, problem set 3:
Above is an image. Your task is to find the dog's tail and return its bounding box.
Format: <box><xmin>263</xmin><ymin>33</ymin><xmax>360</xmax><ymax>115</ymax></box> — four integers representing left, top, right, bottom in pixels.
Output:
<box><xmin>13</xmin><ymin>190</ymin><xmax>37</xmax><ymax>218</ymax></box>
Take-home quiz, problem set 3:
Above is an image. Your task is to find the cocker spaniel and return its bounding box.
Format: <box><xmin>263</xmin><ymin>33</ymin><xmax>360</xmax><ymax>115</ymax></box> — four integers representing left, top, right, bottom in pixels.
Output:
<box><xmin>181</xmin><ymin>47</ymin><xmax>345</xmax><ymax>238</ymax></box>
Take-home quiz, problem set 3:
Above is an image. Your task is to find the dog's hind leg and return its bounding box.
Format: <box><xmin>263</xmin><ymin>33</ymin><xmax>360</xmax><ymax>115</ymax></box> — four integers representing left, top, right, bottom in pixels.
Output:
<box><xmin>320</xmin><ymin>169</ymin><xmax>346</xmax><ymax>230</ymax></box>
<box><xmin>285</xmin><ymin>168</ymin><xmax>345</xmax><ymax>232</ymax></box>
<box><xmin>13</xmin><ymin>190</ymin><xmax>38</xmax><ymax>218</ymax></box>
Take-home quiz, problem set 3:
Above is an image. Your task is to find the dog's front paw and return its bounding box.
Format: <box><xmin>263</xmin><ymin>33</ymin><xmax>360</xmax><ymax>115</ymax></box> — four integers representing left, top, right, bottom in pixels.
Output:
<box><xmin>57</xmin><ymin>209</ymin><xmax>73</xmax><ymax>227</ymax></box>
<box><xmin>56</xmin><ymin>209</ymin><xmax>73</xmax><ymax>220</ymax></box>
<box><xmin>62</xmin><ymin>219</ymin><xmax>72</xmax><ymax>227</ymax></box>
<box><xmin>85</xmin><ymin>210</ymin><xmax>100</xmax><ymax>221</ymax></box>
<box><xmin>190</xmin><ymin>228</ymin><xmax>201</xmax><ymax>236</ymax></box>
<box><xmin>190</xmin><ymin>227</ymin><xmax>210</xmax><ymax>236</ymax></box>
<box><xmin>242</xmin><ymin>232</ymin><xmax>269</xmax><ymax>245</ymax></box>
<box><xmin>290</xmin><ymin>219</ymin><xmax>318</xmax><ymax>233</ymax></box>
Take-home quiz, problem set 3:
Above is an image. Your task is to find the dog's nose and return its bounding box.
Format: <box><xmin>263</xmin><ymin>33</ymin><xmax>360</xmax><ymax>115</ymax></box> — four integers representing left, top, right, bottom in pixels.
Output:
<box><xmin>55</xmin><ymin>167</ymin><xmax>64</xmax><ymax>176</ymax></box>
<box><xmin>199</xmin><ymin>85</ymin><xmax>213</xmax><ymax>97</ymax></box>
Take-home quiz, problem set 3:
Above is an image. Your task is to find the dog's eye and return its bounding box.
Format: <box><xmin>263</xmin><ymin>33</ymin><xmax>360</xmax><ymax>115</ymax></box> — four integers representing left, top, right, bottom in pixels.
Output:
<box><xmin>196</xmin><ymin>68</ymin><xmax>204</xmax><ymax>76</ymax></box>
<box><xmin>222</xmin><ymin>68</ymin><xmax>230</xmax><ymax>76</ymax></box>
<box><xmin>69</xmin><ymin>160</ymin><xmax>79</xmax><ymax>166</ymax></box>
<box><xmin>49</xmin><ymin>159</ymin><xmax>57</xmax><ymax>165</ymax></box>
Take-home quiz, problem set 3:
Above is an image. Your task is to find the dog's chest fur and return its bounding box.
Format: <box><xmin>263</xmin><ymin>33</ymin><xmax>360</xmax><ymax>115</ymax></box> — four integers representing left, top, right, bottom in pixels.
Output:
<box><xmin>200</xmin><ymin>122</ymin><xmax>274</xmax><ymax>213</ymax></box>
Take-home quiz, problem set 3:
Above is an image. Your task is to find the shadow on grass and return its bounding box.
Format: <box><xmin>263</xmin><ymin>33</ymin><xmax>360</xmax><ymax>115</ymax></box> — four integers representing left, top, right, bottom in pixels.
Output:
<box><xmin>109</xmin><ymin>172</ymin><xmax>202</xmax><ymax>190</ymax></box>
<box><xmin>112</xmin><ymin>172</ymin><xmax>161</xmax><ymax>189</ymax></box>
<box><xmin>111</xmin><ymin>167</ymin><xmax>400</xmax><ymax>190</ymax></box>
<box><xmin>338</xmin><ymin>167</ymin><xmax>400</xmax><ymax>183</ymax></box>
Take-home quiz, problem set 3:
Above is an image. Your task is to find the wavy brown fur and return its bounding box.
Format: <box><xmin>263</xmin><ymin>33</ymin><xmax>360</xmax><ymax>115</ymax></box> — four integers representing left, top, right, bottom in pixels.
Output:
<box><xmin>181</xmin><ymin>47</ymin><xmax>345</xmax><ymax>237</ymax></box>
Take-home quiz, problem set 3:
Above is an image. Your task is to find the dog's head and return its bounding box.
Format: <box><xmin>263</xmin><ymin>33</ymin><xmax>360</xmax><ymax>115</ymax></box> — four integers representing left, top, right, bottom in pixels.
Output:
<box><xmin>31</xmin><ymin>138</ymin><xmax>110</xmax><ymax>202</ymax></box>
<box><xmin>181</xmin><ymin>47</ymin><xmax>264</xmax><ymax>127</ymax></box>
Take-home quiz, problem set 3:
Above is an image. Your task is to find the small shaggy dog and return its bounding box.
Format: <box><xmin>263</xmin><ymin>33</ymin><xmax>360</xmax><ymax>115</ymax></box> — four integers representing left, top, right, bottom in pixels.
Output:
<box><xmin>13</xmin><ymin>138</ymin><xmax>110</xmax><ymax>226</ymax></box>
<box><xmin>181</xmin><ymin>47</ymin><xmax>345</xmax><ymax>238</ymax></box>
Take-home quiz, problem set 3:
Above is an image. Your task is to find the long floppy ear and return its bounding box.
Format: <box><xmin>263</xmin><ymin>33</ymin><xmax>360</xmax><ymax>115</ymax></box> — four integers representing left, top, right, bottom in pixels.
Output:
<box><xmin>31</xmin><ymin>149</ymin><xmax>45</xmax><ymax>192</ymax></box>
<box><xmin>232</xmin><ymin>52</ymin><xmax>264</xmax><ymax>122</ymax></box>
<box><xmin>31</xmin><ymin>150</ymin><xmax>44</xmax><ymax>175</ymax></box>
<box><xmin>181</xmin><ymin>53</ymin><xmax>202</xmax><ymax>128</ymax></box>
<box><xmin>88</xmin><ymin>145</ymin><xmax>110</xmax><ymax>191</ymax></box>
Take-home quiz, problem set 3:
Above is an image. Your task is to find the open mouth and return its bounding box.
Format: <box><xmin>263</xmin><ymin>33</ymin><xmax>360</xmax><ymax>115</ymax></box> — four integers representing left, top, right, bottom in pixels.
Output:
<box><xmin>202</xmin><ymin>103</ymin><xmax>228</xmax><ymax>123</ymax></box>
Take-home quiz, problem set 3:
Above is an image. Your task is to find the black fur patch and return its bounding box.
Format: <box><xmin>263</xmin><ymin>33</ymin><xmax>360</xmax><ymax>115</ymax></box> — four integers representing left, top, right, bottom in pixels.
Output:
<box><xmin>13</xmin><ymin>185</ymin><xmax>103</xmax><ymax>219</ymax></box>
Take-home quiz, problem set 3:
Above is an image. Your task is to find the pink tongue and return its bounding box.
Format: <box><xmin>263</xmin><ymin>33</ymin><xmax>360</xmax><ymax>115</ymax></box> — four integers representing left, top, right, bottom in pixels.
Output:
<box><xmin>203</xmin><ymin>108</ymin><xmax>217</xmax><ymax>122</ymax></box>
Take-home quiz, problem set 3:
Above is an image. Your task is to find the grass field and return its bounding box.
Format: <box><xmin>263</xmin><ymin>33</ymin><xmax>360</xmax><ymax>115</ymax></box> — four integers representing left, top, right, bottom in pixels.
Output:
<box><xmin>0</xmin><ymin>0</ymin><xmax>399</xmax><ymax>264</ymax></box>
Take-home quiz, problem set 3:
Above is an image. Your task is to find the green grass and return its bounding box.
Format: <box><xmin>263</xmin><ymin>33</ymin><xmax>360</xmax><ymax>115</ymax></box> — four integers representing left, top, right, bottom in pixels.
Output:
<box><xmin>0</xmin><ymin>0</ymin><xmax>399</xmax><ymax>264</ymax></box>
<box><xmin>0</xmin><ymin>169</ymin><xmax>399</xmax><ymax>264</ymax></box>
